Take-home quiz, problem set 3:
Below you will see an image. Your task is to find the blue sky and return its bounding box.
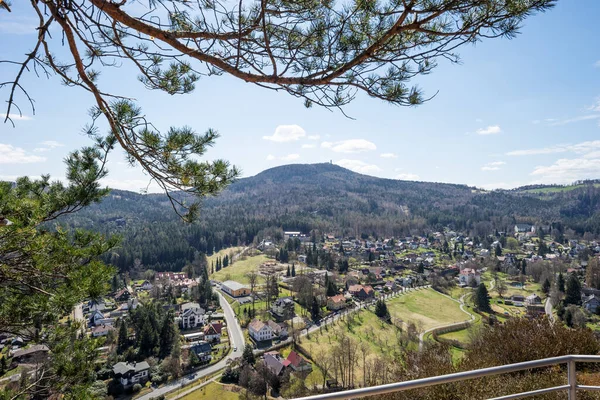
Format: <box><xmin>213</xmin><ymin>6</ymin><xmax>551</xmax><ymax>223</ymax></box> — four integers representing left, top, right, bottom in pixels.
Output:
<box><xmin>1</xmin><ymin>0</ymin><xmax>599</xmax><ymax>192</ymax></box>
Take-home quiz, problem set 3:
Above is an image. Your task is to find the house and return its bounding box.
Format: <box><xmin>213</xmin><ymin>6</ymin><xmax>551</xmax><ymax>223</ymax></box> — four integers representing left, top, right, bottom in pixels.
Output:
<box><xmin>190</xmin><ymin>341</ymin><xmax>212</xmax><ymax>362</ymax></box>
<box><xmin>264</xmin><ymin>352</ymin><xmax>286</xmax><ymax>376</ymax></box>
<box><xmin>180</xmin><ymin>302</ymin><xmax>205</xmax><ymax>330</ymax></box>
<box><xmin>526</xmin><ymin>305</ymin><xmax>546</xmax><ymax>317</ymax></box>
<box><xmin>91</xmin><ymin>324</ymin><xmax>116</xmax><ymax>337</ymax></box>
<box><xmin>327</xmin><ymin>294</ymin><xmax>346</xmax><ymax>311</ymax></box>
<box><xmin>90</xmin><ymin>310</ymin><xmax>106</xmax><ymax>326</ymax></box>
<box><xmin>114</xmin><ymin>288</ymin><xmax>131</xmax><ymax>302</ymax></box>
<box><xmin>584</xmin><ymin>295</ymin><xmax>600</xmax><ymax>314</ymax></box>
<box><xmin>384</xmin><ymin>281</ymin><xmax>398</xmax><ymax>292</ymax></box>
<box><xmin>140</xmin><ymin>280</ymin><xmax>153</xmax><ymax>291</ymax></box>
<box><xmin>480</xmin><ymin>249</ymin><xmax>490</xmax><ymax>258</ymax></box>
<box><xmin>271</xmin><ymin>297</ymin><xmax>295</xmax><ymax>321</ymax></box>
<box><xmin>221</xmin><ymin>280</ymin><xmax>251</xmax><ymax>297</ymax></box>
<box><xmin>267</xmin><ymin>320</ymin><xmax>288</xmax><ymax>339</ymax></box>
<box><xmin>156</xmin><ymin>272</ymin><xmax>187</xmax><ymax>281</ymax></box>
<box><xmin>112</xmin><ymin>361</ymin><xmax>150</xmax><ymax>387</ymax></box>
<box><xmin>458</xmin><ymin>267</ymin><xmax>481</xmax><ymax>287</ymax></box>
<box><xmin>286</xmin><ymin>351</ymin><xmax>312</xmax><ymax>372</ymax></box>
<box><xmin>515</xmin><ymin>224</ymin><xmax>535</xmax><ymax>234</ymax></box>
<box><xmin>203</xmin><ymin>322</ymin><xmax>222</xmax><ymax>343</ymax></box>
<box><xmin>11</xmin><ymin>345</ymin><xmax>49</xmax><ymax>364</ymax></box>
<box><xmin>298</xmin><ymin>255</ymin><xmax>308</xmax><ymax>263</ymax></box>
<box><xmin>511</xmin><ymin>295</ymin><xmax>526</xmax><ymax>306</ymax></box>
<box><xmin>248</xmin><ymin>320</ymin><xmax>273</xmax><ymax>342</ymax></box>
<box><xmin>525</xmin><ymin>294</ymin><xmax>542</xmax><ymax>306</ymax></box>
<box><xmin>348</xmin><ymin>285</ymin><xmax>374</xmax><ymax>300</ymax></box>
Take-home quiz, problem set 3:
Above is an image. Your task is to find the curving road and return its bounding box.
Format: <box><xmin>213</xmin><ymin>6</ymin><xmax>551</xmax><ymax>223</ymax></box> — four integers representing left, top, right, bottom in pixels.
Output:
<box><xmin>418</xmin><ymin>291</ymin><xmax>475</xmax><ymax>349</ymax></box>
<box><xmin>138</xmin><ymin>292</ymin><xmax>244</xmax><ymax>400</ymax></box>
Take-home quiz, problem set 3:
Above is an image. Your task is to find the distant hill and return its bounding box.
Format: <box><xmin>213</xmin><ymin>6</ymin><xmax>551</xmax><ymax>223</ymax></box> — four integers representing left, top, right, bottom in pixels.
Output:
<box><xmin>56</xmin><ymin>163</ymin><xmax>600</xmax><ymax>272</ymax></box>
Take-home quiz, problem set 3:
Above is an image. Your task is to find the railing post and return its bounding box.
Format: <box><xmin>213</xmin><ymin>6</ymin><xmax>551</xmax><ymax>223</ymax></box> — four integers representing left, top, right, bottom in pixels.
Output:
<box><xmin>568</xmin><ymin>359</ymin><xmax>577</xmax><ymax>400</ymax></box>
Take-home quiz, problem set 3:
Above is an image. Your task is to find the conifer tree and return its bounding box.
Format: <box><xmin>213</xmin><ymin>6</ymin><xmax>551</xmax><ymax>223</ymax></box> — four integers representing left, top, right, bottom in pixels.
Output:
<box><xmin>375</xmin><ymin>299</ymin><xmax>390</xmax><ymax>321</ymax></box>
<box><xmin>564</xmin><ymin>274</ymin><xmax>582</xmax><ymax>306</ymax></box>
<box><xmin>475</xmin><ymin>283</ymin><xmax>492</xmax><ymax>312</ymax></box>
<box><xmin>118</xmin><ymin>320</ymin><xmax>129</xmax><ymax>353</ymax></box>
<box><xmin>286</xmin><ymin>265</ymin><xmax>291</xmax><ymax>277</ymax></box>
<box><xmin>542</xmin><ymin>278</ymin><xmax>551</xmax><ymax>295</ymax></box>
<box><xmin>557</xmin><ymin>273</ymin><xmax>566</xmax><ymax>293</ymax></box>
<box><xmin>291</xmin><ymin>264</ymin><xmax>296</xmax><ymax>277</ymax></box>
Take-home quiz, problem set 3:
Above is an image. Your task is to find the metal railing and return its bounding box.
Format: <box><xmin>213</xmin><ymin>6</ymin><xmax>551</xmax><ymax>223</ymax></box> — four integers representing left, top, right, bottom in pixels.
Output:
<box><xmin>294</xmin><ymin>355</ymin><xmax>600</xmax><ymax>400</ymax></box>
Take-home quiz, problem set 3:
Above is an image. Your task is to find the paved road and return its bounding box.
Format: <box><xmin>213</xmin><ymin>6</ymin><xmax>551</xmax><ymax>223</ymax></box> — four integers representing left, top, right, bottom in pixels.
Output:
<box><xmin>419</xmin><ymin>291</ymin><xmax>475</xmax><ymax>349</ymax></box>
<box><xmin>138</xmin><ymin>292</ymin><xmax>244</xmax><ymax>400</ymax></box>
<box><xmin>545</xmin><ymin>297</ymin><xmax>555</xmax><ymax>322</ymax></box>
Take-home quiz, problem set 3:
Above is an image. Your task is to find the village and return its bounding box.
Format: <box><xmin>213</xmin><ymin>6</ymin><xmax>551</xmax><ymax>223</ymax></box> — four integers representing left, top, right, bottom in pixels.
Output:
<box><xmin>2</xmin><ymin>223</ymin><xmax>600</xmax><ymax>399</ymax></box>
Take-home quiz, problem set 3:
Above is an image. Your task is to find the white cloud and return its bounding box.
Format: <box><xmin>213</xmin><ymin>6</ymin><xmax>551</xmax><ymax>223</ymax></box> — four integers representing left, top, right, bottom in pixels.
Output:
<box><xmin>475</xmin><ymin>118</ymin><xmax>483</xmax><ymax>123</ymax></box>
<box><xmin>588</xmin><ymin>98</ymin><xmax>600</xmax><ymax>112</ymax></box>
<box><xmin>335</xmin><ymin>159</ymin><xmax>382</xmax><ymax>174</ymax></box>
<box><xmin>476</xmin><ymin>125</ymin><xmax>502</xmax><ymax>135</ymax></box>
<box><xmin>380</xmin><ymin>153</ymin><xmax>398</xmax><ymax>159</ymax></box>
<box><xmin>280</xmin><ymin>154</ymin><xmax>300</xmax><ymax>161</ymax></box>
<box><xmin>34</xmin><ymin>140</ymin><xmax>64</xmax><ymax>152</ymax></box>
<box><xmin>481</xmin><ymin>161</ymin><xmax>506</xmax><ymax>171</ymax></box>
<box><xmin>301</xmin><ymin>144</ymin><xmax>316</xmax><ymax>149</ymax></box>
<box><xmin>266</xmin><ymin>153</ymin><xmax>300</xmax><ymax>162</ymax></box>
<box><xmin>530</xmin><ymin>158</ymin><xmax>600</xmax><ymax>184</ymax></box>
<box><xmin>396</xmin><ymin>173</ymin><xmax>420</xmax><ymax>181</ymax></box>
<box><xmin>263</xmin><ymin>125</ymin><xmax>306</xmax><ymax>142</ymax></box>
<box><xmin>0</xmin><ymin>143</ymin><xmax>46</xmax><ymax>164</ymax></box>
<box><xmin>307</xmin><ymin>135</ymin><xmax>321</xmax><ymax>140</ymax></box>
<box><xmin>322</xmin><ymin>139</ymin><xmax>376</xmax><ymax>153</ymax></box>
<box><xmin>506</xmin><ymin>140</ymin><xmax>600</xmax><ymax>157</ymax></box>
<box><xmin>594</xmin><ymin>60</ymin><xmax>600</xmax><ymax>68</ymax></box>
<box><xmin>0</xmin><ymin>113</ymin><xmax>32</xmax><ymax>121</ymax></box>
<box><xmin>547</xmin><ymin>114</ymin><xmax>600</xmax><ymax>126</ymax></box>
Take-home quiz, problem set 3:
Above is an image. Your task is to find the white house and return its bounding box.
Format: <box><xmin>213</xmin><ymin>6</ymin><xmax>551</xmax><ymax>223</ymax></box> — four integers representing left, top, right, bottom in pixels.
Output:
<box><xmin>112</xmin><ymin>361</ymin><xmax>150</xmax><ymax>387</ymax></box>
<box><xmin>525</xmin><ymin>293</ymin><xmax>542</xmax><ymax>306</ymax></box>
<box><xmin>248</xmin><ymin>320</ymin><xmax>273</xmax><ymax>342</ymax></box>
<box><xmin>140</xmin><ymin>280</ymin><xmax>153</xmax><ymax>291</ymax></box>
<box><xmin>458</xmin><ymin>267</ymin><xmax>481</xmax><ymax>287</ymax></box>
<box><xmin>180</xmin><ymin>302</ymin><xmax>205</xmax><ymax>330</ymax></box>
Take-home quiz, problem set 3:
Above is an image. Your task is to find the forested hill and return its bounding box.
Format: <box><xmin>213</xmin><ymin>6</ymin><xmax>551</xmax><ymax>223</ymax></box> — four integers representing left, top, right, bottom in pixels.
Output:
<box><xmin>56</xmin><ymin>163</ymin><xmax>600</xmax><ymax>272</ymax></box>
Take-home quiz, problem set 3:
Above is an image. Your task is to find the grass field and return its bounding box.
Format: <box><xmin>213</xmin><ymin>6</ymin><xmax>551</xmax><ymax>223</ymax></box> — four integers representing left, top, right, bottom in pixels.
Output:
<box><xmin>207</xmin><ymin>247</ymin><xmax>244</xmax><ymax>268</ymax></box>
<box><xmin>438</xmin><ymin>328</ymin><xmax>471</xmax><ymax>343</ymax></box>
<box><xmin>210</xmin><ymin>254</ymin><xmax>269</xmax><ymax>283</ymax></box>
<box><xmin>386</xmin><ymin>288</ymin><xmax>470</xmax><ymax>331</ymax></box>
<box><xmin>180</xmin><ymin>382</ymin><xmax>240</xmax><ymax>400</ymax></box>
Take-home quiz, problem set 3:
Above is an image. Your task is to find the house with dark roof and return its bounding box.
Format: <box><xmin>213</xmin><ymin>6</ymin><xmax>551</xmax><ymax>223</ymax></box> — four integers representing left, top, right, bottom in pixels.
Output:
<box><xmin>11</xmin><ymin>345</ymin><xmax>49</xmax><ymax>364</ymax></box>
<box><xmin>114</xmin><ymin>288</ymin><xmax>132</xmax><ymax>302</ymax></box>
<box><xmin>91</xmin><ymin>324</ymin><xmax>116</xmax><ymax>338</ymax></box>
<box><xmin>112</xmin><ymin>361</ymin><xmax>150</xmax><ymax>387</ymax></box>
<box><xmin>264</xmin><ymin>351</ymin><xmax>286</xmax><ymax>376</ymax></box>
<box><xmin>190</xmin><ymin>341</ymin><xmax>212</xmax><ymax>362</ymax></box>
<box><xmin>271</xmin><ymin>297</ymin><xmax>295</xmax><ymax>321</ymax></box>
<box><xmin>179</xmin><ymin>302</ymin><xmax>205</xmax><ymax>330</ymax></box>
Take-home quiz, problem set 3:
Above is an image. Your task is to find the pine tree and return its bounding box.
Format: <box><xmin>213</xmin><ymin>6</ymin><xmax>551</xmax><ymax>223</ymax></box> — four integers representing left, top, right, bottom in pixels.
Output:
<box><xmin>189</xmin><ymin>349</ymin><xmax>200</xmax><ymax>367</ymax></box>
<box><xmin>475</xmin><ymin>283</ymin><xmax>491</xmax><ymax>312</ymax></box>
<box><xmin>557</xmin><ymin>273</ymin><xmax>566</xmax><ymax>293</ymax></box>
<box><xmin>326</xmin><ymin>275</ymin><xmax>337</xmax><ymax>296</ymax></box>
<box><xmin>159</xmin><ymin>312</ymin><xmax>178</xmax><ymax>358</ymax></box>
<box><xmin>118</xmin><ymin>319</ymin><xmax>129</xmax><ymax>353</ymax></box>
<box><xmin>111</xmin><ymin>274</ymin><xmax>120</xmax><ymax>293</ymax></box>
<box><xmin>310</xmin><ymin>296</ymin><xmax>321</xmax><ymax>322</ymax></box>
<box><xmin>223</xmin><ymin>255</ymin><xmax>229</xmax><ymax>268</ymax></box>
<box><xmin>564</xmin><ymin>274</ymin><xmax>582</xmax><ymax>306</ymax></box>
<box><xmin>375</xmin><ymin>299</ymin><xmax>390</xmax><ymax>321</ymax></box>
<box><xmin>242</xmin><ymin>345</ymin><xmax>255</xmax><ymax>365</ymax></box>
<box><xmin>541</xmin><ymin>278</ymin><xmax>551</xmax><ymax>295</ymax></box>
<box><xmin>286</xmin><ymin>265</ymin><xmax>291</xmax><ymax>277</ymax></box>
<box><xmin>495</xmin><ymin>243</ymin><xmax>502</xmax><ymax>257</ymax></box>
<box><xmin>291</xmin><ymin>264</ymin><xmax>296</xmax><ymax>277</ymax></box>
